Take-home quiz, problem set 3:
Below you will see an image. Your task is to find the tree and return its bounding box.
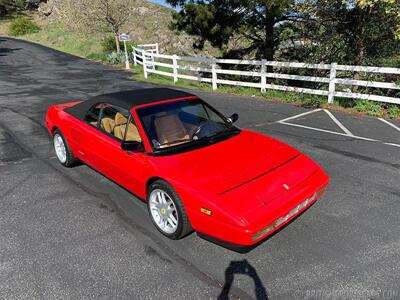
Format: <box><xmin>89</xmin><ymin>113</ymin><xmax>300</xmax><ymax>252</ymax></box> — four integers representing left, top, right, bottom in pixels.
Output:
<box><xmin>357</xmin><ymin>0</ymin><xmax>400</xmax><ymax>39</ymax></box>
<box><xmin>287</xmin><ymin>0</ymin><xmax>399</xmax><ymax>93</ymax></box>
<box><xmin>63</xmin><ymin>0</ymin><xmax>133</xmax><ymax>53</ymax></box>
<box><xmin>166</xmin><ymin>0</ymin><xmax>304</xmax><ymax>61</ymax></box>
<box><xmin>0</xmin><ymin>0</ymin><xmax>44</xmax><ymax>16</ymax></box>
<box><xmin>0</xmin><ymin>0</ymin><xmax>27</xmax><ymax>16</ymax></box>
<box><xmin>288</xmin><ymin>1</ymin><xmax>399</xmax><ymax>64</ymax></box>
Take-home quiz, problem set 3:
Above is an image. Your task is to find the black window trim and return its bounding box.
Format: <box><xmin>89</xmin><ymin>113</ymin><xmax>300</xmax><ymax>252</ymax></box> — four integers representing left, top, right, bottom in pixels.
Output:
<box><xmin>84</xmin><ymin>103</ymin><xmax>103</xmax><ymax>128</ymax></box>
<box><xmin>84</xmin><ymin>102</ymin><xmax>131</xmax><ymax>143</ymax></box>
<box><xmin>122</xmin><ymin>113</ymin><xmax>144</xmax><ymax>144</ymax></box>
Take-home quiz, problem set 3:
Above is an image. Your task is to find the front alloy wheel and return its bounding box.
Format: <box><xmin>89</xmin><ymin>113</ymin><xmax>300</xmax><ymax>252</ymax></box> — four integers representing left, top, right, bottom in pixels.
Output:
<box><xmin>147</xmin><ymin>180</ymin><xmax>192</xmax><ymax>239</ymax></box>
<box><xmin>149</xmin><ymin>189</ymin><xmax>179</xmax><ymax>234</ymax></box>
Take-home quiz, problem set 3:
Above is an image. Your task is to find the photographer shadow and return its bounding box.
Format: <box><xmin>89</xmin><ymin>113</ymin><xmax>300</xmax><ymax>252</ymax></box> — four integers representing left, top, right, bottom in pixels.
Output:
<box><xmin>218</xmin><ymin>259</ymin><xmax>268</xmax><ymax>300</ymax></box>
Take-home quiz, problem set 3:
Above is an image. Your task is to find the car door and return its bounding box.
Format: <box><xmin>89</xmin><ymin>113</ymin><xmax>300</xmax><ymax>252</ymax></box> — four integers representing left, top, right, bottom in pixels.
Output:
<box><xmin>67</xmin><ymin>103</ymin><xmax>103</xmax><ymax>167</ymax></box>
<box><xmin>90</xmin><ymin>104</ymin><xmax>147</xmax><ymax>196</ymax></box>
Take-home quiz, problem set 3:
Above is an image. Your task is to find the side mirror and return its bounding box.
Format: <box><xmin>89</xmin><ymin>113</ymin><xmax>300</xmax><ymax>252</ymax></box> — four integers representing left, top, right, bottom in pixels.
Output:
<box><xmin>227</xmin><ymin>113</ymin><xmax>239</xmax><ymax>124</ymax></box>
<box><xmin>121</xmin><ymin>141</ymin><xmax>144</xmax><ymax>152</ymax></box>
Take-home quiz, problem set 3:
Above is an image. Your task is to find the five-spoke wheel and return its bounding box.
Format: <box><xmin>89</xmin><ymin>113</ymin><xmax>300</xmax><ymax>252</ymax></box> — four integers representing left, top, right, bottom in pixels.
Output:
<box><xmin>53</xmin><ymin>129</ymin><xmax>78</xmax><ymax>167</ymax></box>
<box><xmin>147</xmin><ymin>180</ymin><xmax>192</xmax><ymax>239</ymax></box>
<box><xmin>149</xmin><ymin>189</ymin><xmax>179</xmax><ymax>234</ymax></box>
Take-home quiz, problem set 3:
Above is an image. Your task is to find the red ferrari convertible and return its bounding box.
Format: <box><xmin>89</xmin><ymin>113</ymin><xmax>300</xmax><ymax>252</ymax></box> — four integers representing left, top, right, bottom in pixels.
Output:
<box><xmin>46</xmin><ymin>88</ymin><xmax>329</xmax><ymax>250</ymax></box>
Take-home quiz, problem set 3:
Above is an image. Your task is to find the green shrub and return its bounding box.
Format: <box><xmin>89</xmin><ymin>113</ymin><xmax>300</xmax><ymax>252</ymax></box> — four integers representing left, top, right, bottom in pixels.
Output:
<box><xmin>354</xmin><ymin>100</ymin><xmax>384</xmax><ymax>117</ymax></box>
<box><xmin>302</xmin><ymin>96</ymin><xmax>324</xmax><ymax>108</ymax></box>
<box><xmin>101</xmin><ymin>34</ymin><xmax>136</xmax><ymax>53</ymax></box>
<box><xmin>336</xmin><ymin>97</ymin><xmax>356</xmax><ymax>108</ymax></box>
<box><xmin>387</xmin><ymin>105</ymin><xmax>400</xmax><ymax>119</ymax></box>
<box><xmin>9</xmin><ymin>17</ymin><xmax>40</xmax><ymax>36</ymax></box>
<box><xmin>105</xmin><ymin>51</ymin><xmax>127</xmax><ymax>65</ymax></box>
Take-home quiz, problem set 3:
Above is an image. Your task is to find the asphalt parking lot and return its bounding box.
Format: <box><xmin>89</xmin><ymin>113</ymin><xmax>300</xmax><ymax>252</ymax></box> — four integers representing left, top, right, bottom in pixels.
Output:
<box><xmin>1</xmin><ymin>37</ymin><xmax>400</xmax><ymax>299</ymax></box>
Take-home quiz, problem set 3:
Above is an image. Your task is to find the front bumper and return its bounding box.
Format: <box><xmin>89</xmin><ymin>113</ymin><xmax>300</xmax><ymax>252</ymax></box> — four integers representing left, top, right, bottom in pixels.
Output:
<box><xmin>190</xmin><ymin>169</ymin><xmax>329</xmax><ymax>250</ymax></box>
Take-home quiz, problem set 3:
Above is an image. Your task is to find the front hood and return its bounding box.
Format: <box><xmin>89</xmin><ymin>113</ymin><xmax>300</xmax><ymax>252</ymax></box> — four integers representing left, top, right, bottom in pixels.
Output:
<box><xmin>154</xmin><ymin>130</ymin><xmax>300</xmax><ymax>195</ymax></box>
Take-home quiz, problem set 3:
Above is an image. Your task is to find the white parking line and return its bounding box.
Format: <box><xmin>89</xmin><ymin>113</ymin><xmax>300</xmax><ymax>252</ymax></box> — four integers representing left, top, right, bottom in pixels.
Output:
<box><xmin>280</xmin><ymin>122</ymin><xmax>379</xmax><ymax>142</ymax></box>
<box><xmin>276</xmin><ymin>108</ymin><xmax>322</xmax><ymax>123</ymax></box>
<box><xmin>383</xmin><ymin>142</ymin><xmax>400</xmax><ymax>148</ymax></box>
<box><xmin>273</xmin><ymin>108</ymin><xmax>400</xmax><ymax>149</ymax></box>
<box><xmin>323</xmin><ymin>109</ymin><xmax>353</xmax><ymax>136</ymax></box>
<box><xmin>378</xmin><ymin>118</ymin><xmax>400</xmax><ymax>133</ymax></box>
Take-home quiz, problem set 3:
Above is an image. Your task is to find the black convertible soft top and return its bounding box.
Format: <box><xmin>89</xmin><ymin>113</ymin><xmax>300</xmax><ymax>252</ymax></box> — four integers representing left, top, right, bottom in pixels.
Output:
<box><xmin>64</xmin><ymin>88</ymin><xmax>197</xmax><ymax>120</ymax></box>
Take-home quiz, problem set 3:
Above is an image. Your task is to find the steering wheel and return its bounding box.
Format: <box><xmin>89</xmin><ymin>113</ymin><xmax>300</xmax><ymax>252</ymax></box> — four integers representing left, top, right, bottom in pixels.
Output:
<box><xmin>191</xmin><ymin>121</ymin><xmax>221</xmax><ymax>139</ymax></box>
<box><xmin>191</xmin><ymin>123</ymin><xmax>206</xmax><ymax>139</ymax></box>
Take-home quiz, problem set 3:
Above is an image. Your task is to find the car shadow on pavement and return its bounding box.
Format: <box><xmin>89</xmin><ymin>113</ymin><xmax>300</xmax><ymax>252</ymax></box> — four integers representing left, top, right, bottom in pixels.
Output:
<box><xmin>218</xmin><ymin>259</ymin><xmax>269</xmax><ymax>300</ymax></box>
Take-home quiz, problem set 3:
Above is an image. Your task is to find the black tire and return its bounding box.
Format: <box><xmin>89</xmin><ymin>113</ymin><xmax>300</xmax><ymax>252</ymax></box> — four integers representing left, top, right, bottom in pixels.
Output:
<box><xmin>53</xmin><ymin>129</ymin><xmax>79</xmax><ymax>167</ymax></box>
<box><xmin>147</xmin><ymin>180</ymin><xmax>192</xmax><ymax>239</ymax></box>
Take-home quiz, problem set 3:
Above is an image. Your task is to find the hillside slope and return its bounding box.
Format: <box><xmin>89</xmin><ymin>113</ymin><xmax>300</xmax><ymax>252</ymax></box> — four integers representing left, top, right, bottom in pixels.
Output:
<box><xmin>36</xmin><ymin>0</ymin><xmax>215</xmax><ymax>55</ymax></box>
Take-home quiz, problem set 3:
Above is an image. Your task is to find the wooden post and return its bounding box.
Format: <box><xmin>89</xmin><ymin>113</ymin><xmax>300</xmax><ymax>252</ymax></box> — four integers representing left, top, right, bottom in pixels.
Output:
<box><xmin>143</xmin><ymin>50</ymin><xmax>148</xmax><ymax>79</ymax></box>
<box><xmin>155</xmin><ymin>43</ymin><xmax>159</xmax><ymax>55</ymax></box>
<box><xmin>328</xmin><ymin>63</ymin><xmax>337</xmax><ymax>104</ymax></box>
<box><xmin>123</xmin><ymin>40</ymin><xmax>130</xmax><ymax>70</ymax></box>
<box><xmin>212</xmin><ymin>59</ymin><xmax>218</xmax><ymax>90</ymax></box>
<box><xmin>173</xmin><ymin>55</ymin><xmax>178</xmax><ymax>84</ymax></box>
<box><xmin>261</xmin><ymin>59</ymin><xmax>267</xmax><ymax>93</ymax></box>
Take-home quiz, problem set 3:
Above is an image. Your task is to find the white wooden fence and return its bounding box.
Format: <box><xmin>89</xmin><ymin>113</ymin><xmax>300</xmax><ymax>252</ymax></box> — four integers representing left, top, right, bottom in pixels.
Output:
<box><xmin>133</xmin><ymin>44</ymin><xmax>400</xmax><ymax>105</ymax></box>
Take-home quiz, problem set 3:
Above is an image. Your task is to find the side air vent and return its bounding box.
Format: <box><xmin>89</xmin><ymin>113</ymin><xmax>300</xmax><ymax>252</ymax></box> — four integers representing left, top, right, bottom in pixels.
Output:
<box><xmin>70</xmin><ymin>128</ymin><xmax>83</xmax><ymax>142</ymax></box>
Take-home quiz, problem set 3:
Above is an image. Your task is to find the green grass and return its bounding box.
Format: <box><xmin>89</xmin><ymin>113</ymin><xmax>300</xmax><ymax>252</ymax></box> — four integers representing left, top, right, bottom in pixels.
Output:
<box><xmin>21</xmin><ymin>24</ymin><xmax>104</xmax><ymax>59</ymax></box>
<box><xmin>388</xmin><ymin>104</ymin><xmax>400</xmax><ymax>119</ymax></box>
<box><xmin>354</xmin><ymin>100</ymin><xmax>384</xmax><ymax>117</ymax></box>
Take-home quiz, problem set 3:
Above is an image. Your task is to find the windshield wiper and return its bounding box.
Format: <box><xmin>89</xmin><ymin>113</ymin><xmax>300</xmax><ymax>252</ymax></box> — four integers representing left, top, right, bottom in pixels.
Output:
<box><xmin>201</xmin><ymin>127</ymin><xmax>240</xmax><ymax>142</ymax></box>
<box><xmin>159</xmin><ymin>138</ymin><xmax>190</xmax><ymax>147</ymax></box>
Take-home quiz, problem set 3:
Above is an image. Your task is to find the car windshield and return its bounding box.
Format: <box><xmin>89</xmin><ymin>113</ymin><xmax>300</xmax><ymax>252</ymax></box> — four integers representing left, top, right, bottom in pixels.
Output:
<box><xmin>137</xmin><ymin>99</ymin><xmax>238</xmax><ymax>151</ymax></box>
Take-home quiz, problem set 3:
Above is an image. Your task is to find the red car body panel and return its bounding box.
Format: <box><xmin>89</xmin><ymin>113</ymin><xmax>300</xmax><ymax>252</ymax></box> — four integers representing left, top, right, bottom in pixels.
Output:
<box><xmin>45</xmin><ymin>97</ymin><xmax>329</xmax><ymax>247</ymax></box>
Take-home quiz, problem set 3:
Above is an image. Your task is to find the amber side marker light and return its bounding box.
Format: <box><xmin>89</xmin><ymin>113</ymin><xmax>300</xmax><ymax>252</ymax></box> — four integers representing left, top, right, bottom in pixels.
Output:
<box><xmin>200</xmin><ymin>208</ymin><xmax>212</xmax><ymax>216</ymax></box>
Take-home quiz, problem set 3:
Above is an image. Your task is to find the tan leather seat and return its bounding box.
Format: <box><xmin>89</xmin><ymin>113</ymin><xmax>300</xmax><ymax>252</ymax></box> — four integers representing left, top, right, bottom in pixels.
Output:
<box><xmin>115</xmin><ymin>112</ymin><xmax>128</xmax><ymax>126</ymax></box>
<box><xmin>114</xmin><ymin>123</ymin><xmax>142</xmax><ymax>142</ymax></box>
<box><xmin>100</xmin><ymin>118</ymin><xmax>116</xmax><ymax>134</ymax></box>
<box><xmin>114</xmin><ymin>112</ymin><xmax>142</xmax><ymax>141</ymax></box>
<box><xmin>113</xmin><ymin>112</ymin><xmax>128</xmax><ymax>139</ymax></box>
<box><xmin>154</xmin><ymin>114</ymin><xmax>189</xmax><ymax>145</ymax></box>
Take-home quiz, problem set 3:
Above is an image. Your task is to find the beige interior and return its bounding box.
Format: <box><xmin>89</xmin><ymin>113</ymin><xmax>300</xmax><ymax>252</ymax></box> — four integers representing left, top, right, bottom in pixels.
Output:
<box><xmin>154</xmin><ymin>114</ymin><xmax>189</xmax><ymax>145</ymax></box>
<box><xmin>115</xmin><ymin>112</ymin><xmax>128</xmax><ymax>126</ymax></box>
<box><xmin>113</xmin><ymin>112</ymin><xmax>127</xmax><ymax>139</ymax></box>
<box><xmin>95</xmin><ymin>111</ymin><xmax>141</xmax><ymax>142</ymax></box>
<box><xmin>115</xmin><ymin>123</ymin><xmax>142</xmax><ymax>142</ymax></box>
<box><xmin>100</xmin><ymin>118</ymin><xmax>116</xmax><ymax>134</ymax></box>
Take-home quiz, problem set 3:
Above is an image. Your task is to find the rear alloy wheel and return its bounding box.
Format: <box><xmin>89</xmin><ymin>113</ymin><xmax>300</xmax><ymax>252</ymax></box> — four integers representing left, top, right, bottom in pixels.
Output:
<box><xmin>147</xmin><ymin>180</ymin><xmax>192</xmax><ymax>239</ymax></box>
<box><xmin>53</xmin><ymin>129</ymin><xmax>78</xmax><ymax>167</ymax></box>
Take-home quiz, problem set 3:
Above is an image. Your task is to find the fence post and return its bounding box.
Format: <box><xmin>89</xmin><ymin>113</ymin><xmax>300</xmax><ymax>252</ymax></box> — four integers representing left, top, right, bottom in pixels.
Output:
<box><xmin>261</xmin><ymin>59</ymin><xmax>267</xmax><ymax>93</ymax></box>
<box><xmin>155</xmin><ymin>43</ymin><xmax>159</xmax><ymax>55</ymax></box>
<box><xmin>328</xmin><ymin>63</ymin><xmax>337</xmax><ymax>104</ymax></box>
<box><xmin>151</xmin><ymin>52</ymin><xmax>155</xmax><ymax>70</ymax></box>
<box><xmin>142</xmin><ymin>50</ymin><xmax>148</xmax><ymax>79</ymax></box>
<box><xmin>173</xmin><ymin>55</ymin><xmax>178</xmax><ymax>84</ymax></box>
<box><xmin>133</xmin><ymin>48</ymin><xmax>137</xmax><ymax>66</ymax></box>
<box><xmin>212</xmin><ymin>59</ymin><xmax>218</xmax><ymax>90</ymax></box>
